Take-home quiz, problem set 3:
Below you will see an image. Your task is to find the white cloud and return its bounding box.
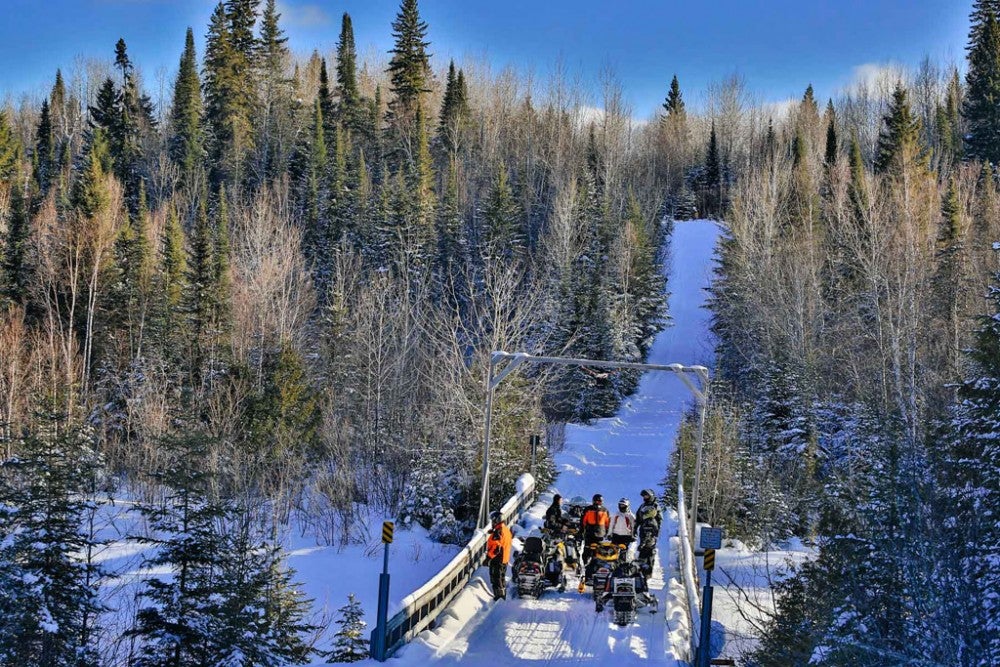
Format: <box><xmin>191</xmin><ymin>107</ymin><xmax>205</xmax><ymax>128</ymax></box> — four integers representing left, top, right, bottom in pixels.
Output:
<box><xmin>843</xmin><ymin>62</ymin><xmax>908</xmax><ymax>94</ymax></box>
<box><xmin>760</xmin><ymin>97</ymin><xmax>797</xmax><ymax>121</ymax></box>
<box><xmin>276</xmin><ymin>2</ymin><xmax>331</xmax><ymax>28</ymax></box>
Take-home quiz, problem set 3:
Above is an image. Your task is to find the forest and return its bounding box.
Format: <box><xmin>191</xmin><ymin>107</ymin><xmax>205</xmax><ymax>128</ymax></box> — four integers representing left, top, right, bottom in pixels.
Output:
<box><xmin>0</xmin><ymin>0</ymin><xmax>670</xmax><ymax>663</ymax></box>
<box><xmin>668</xmin><ymin>2</ymin><xmax>1000</xmax><ymax>665</ymax></box>
<box><xmin>4</xmin><ymin>0</ymin><xmax>1000</xmax><ymax>664</ymax></box>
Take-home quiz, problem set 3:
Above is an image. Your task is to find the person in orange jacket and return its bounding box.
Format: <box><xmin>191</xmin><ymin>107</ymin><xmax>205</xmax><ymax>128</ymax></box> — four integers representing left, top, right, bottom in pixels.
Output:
<box><xmin>580</xmin><ymin>493</ymin><xmax>610</xmax><ymax>567</ymax></box>
<box><xmin>485</xmin><ymin>510</ymin><xmax>513</xmax><ymax>600</ymax></box>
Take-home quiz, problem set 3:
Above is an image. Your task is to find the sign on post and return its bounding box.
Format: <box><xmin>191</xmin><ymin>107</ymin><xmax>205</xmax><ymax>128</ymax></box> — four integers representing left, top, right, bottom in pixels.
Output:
<box><xmin>382</xmin><ymin>521</ymin><xmax>394</xmax><ymax>544</ymax></box>
<box><xmin>700</xmin><ymin>526</ymin><xmax>722</xmax><ymax>550</ymax></box>
<box><xmin>703</xmin><ymin>548</ymin><xmax>716</xmax><ymax>571</ymax></box>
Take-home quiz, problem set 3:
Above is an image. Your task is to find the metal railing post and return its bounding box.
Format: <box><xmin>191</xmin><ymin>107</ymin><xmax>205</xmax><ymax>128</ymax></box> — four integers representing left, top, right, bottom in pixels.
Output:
<box><xmin>689</xmin><ymin>396</ymin><xmax>708</xmax><ymax>549</ymax></box>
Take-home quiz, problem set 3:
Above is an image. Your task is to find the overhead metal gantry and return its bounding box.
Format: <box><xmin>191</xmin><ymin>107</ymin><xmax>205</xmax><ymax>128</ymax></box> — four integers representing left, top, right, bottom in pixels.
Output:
<box><xmin>477</xmin><ymin>351</ymin><xmax>710</xmax><ymax>541</ymax></box>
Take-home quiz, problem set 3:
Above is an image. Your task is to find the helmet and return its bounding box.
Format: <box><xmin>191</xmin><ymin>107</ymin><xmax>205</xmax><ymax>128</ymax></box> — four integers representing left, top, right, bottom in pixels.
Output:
<box><xmin>618</xmin><ymin>498</ymin><xmax>630</xmax><ymax>512</ymax></box>
<box><xmin>553</xmin><ymin>494</ymin><xmax>562</xmax><ymax>503</ymax></box>
<box><xmin>640</xmin><ymin>488</ymin><xmax>653</xmax><ymax>500</ymax></box>
<box><xmin>490</xmin><ymin>510</ymin><xmax>502</xmax><ymax>525</ymax></box>
<box><xmin>593</xmin><ymin>493</ymin><xmax>603</xmax><ymax>504</ymax></box>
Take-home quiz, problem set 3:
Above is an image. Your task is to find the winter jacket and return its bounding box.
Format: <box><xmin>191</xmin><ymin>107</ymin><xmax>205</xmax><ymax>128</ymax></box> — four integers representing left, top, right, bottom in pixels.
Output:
<box><xmin>610</xmin><ymin>511</ymin><xmax>636</xmax><ymax>537</ymax></box>
<box><xmin>581</xmin><ymin>503</ymin><xmax>610</xmax><ymax>541</ymax></box>
<box><xmin>544</xmin><ymin>502</ymin><xmax>564</xmax><ymax>532</ymax></box>
<box><xmin>636</xmin><ymin>499</ymin><xmax>662</xmax><ymax>531</ymax></box>
<box><xmin>486</xmin><ymin>521</ymin><xmax>513</xmax><ymax>564</ymax></box>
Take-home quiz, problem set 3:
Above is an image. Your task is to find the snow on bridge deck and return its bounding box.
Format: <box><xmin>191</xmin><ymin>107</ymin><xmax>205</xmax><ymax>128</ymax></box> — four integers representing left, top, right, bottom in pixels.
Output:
<box><xmin>388</xmin><ymin>220</ymin><xmax>721</xmax><ymax>666</ymax></box>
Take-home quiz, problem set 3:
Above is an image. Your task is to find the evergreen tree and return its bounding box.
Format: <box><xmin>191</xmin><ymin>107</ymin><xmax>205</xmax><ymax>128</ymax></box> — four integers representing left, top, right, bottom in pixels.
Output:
<box><xmin>824</xmin><ymin>100</ymin><xmax>838</xmax><ymax>166</ymax></box>
<box><xmin>874</xmin><ymin>83</ymin><xmax>925</xmax><ymax>175</ymax></box>
<box><xmin>213</xmin><ymin>184</ymin><xmax>232</xmax><ymax>334</ymax></box>
<box><xmin>159</xmin><ymin>205</ymin><xmax>188</xmax><ymax>350</ymax></box>
<box><xmin>703</xmin><ymin>121</ymin><xmax>722</xmax><ymax>216</ymax></box>
<box><xmin>330</xmin><ymin>594</ymin><xmax>368</xmax><ymax>662</ymax></box>
<box><xmin>848</xmin><ymin>133</ymin><xmax>870</xmax><ymax>223</ymax></box>
<box><xmin>204</xmin><ymin>1</ymin><xmax>256</xmax><ymax>185</ymax></box>
<box><xmin>387</xmin><ymin>0</ymin><xmax>431</xmax><ymax>134</ymax></box>
<box><xmin>186</xmin><ymin>196</ymin><xmax>219</xmax><ymax>376</ymax></box>
<box><xmin>169</xmin><ymin>27</ymin><xmax>205</xmax><ymax>188</ymax></box>
<box><xmin>318</xmin><ymin>57</ymin><xmax>335</xmax><ymax>137</ymax></box>
<box><xmin>661</xmin><ymin>74</ymin><xmax>685</xmax><ymax>120</ymax></box>
<box><xmin>0</xmin><ymin>426</ymin><xmax>104</xmax><ymax>667</ymax></box>
<box><xmin>336</xmin><ymin>13</ymin><xmax>362</xmax><ymax>131</ymax></box>
<box><xmin>33</xmin><ymin>99</ymin><xmax>54</xmax><ymax>193</ymax></box>
<box><xmin>964</xmin><ymin>5</ymin><xmax>1000</xmax><ymax>164</ymax></box>
<box><xmin>941</xmin><ymin>262</ymin><xmax>1000</xmax><ymax>665</ymax></box>
<box><xmin>938</xmin><ymin>69</ymin><xmax>963</xmax><ymax>169</ymax></box>
<box><xmin>0</xmin><ymin>109</ymin><xmax>19</xmax><ymax>181</ymax></box>
<box><xmin>2</xmin><ymin>172</ymin><xmax>31</xmax><ymax>304</ymax></box>
<box><xmin>255</xmin><ymin>0</ymin><xmax>294</xmax><ymax>183</ymax></box>
<box><xmin>438</xmin><ymin>61</ymin><xmax>469</xmax><ymax>155</ymax></box>
<box><xmin>481</xmin><ymin>161</ymin><xmax>523</xmax><ymax>259</ymax></box>
<box><xmin>88</xmin><ymin>78</ymin><xmax>118</xmax><ymax>134</ymax></box>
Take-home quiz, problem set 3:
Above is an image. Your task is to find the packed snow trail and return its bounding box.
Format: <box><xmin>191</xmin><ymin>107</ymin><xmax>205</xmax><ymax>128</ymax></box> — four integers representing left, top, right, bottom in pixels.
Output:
<box><xmin>391</xmin><ymin>220</ymin><xmax>720</xmax><ymax>666</ymax></box>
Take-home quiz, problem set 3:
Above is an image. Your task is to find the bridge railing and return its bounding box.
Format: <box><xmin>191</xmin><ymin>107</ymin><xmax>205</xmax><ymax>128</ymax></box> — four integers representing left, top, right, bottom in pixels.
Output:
<box><xmin>374</xmin><ymin>473</ymin><xmax>538</xmax><ymax>659</ymax></box>
<box><xmin>677</xmin><ymin>464</ymin><xmax>701</xmax><ymax>662</ymax></box>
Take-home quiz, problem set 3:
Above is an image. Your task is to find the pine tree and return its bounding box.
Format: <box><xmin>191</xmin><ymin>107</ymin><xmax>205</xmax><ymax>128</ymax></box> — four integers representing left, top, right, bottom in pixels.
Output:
<box><xmin>204</xmin><ymin>1</ymin><xmax>256</xmax><ymax>185</ymax></box>
<box><xmin>848</xmin><ymin>133</ymin><xmax>870</xmax><ymax>223</ymax></box>
<box><xmin>336</xmin><ymin>13</ymin><xmax>362</xmax><ymax>132</ymax></box>
<box><xmin>938</xmin><ymin>69</ymin><xmax>963</xmax><ymax>169</ymax></box>
<box><xmin>874</xmin><ymin>83</ymin><xmax>925</xmax><ymax>175</ymax></box>
<box><xmin>213</xmin><ymin>184</ymin><xmax>232</xmax><ymax>335</ymax></box>
<box><xmin>330</xmin><ymin>594</ymin><xmax>368</xmax><ymax>662</ymax></box>
<box><xmin>387</xmin><ymin>0</ymin><xmax>431</xmax><ymax>135</ymax></box>
<box><xmin>2</xmin><ymin>172</ymin><xmax>31</xmax><ymax>304</ymax></box>
<box><xmin>0</xmin><ymin>109</ymin><xmax>19</xmax><ymax>181</ymax></box>
<box><xmin>187</xmin><ymin>196</ymin><xmax>218</xmax><ymax>375</ymax></box>
<box><xmin>941</xmin><ymin>262</ymin><xmax>1000</xmax><ymax>664</ymax></box>
<box><xmin>703</xmin><ymin>121</ymin><xmax>722</xmax><ymax>216</ymax></box>
<box><xmin>33</xmin><ymin>99</ymin><xmax>54</xmax><ymax>193</ymax></box>
<box><xmin>481</xmin><ymin>161</ymin><xmax>522</xmax><ymax>259</ymax></box>
<box><xmin>824</xmin><ymin>100</ymin><xmax>838</xmax><ymax>166</ymax></box>
<box><xmin>169</xmin><ymin>27</ymin><xmax>205</xmax><ymax>188</ymax></box>
<box><xmin>438</xmin><ymin>61</ymin><xmax>469</xmax><ymax>156</ymax></box>
<box><xmin>964</xmin><ymin>5</ymin><xmax>1000</xmax><ymax>164</ymax></box>
<box><xmin>318</xmin><ymin>57</ymin><xmax>336</xmax><ymax>136</ymax></box>
<box><xmin>159</xmin><ymin>204</ymin><xmax>188</xmax><ymax>349</ymax></box>
<box><xmin>661</xmin><ymin>74</ymin><xmax>685</xmax><ymax>120</ymax></box>
<box><xmin>255</xmin><ymin>0</ymin><xmax>294</xmax><ymax>183</ymax></box>
<box><xmin>0</xmin><ymin>426</ymin><xmax>104</xmax><ymax>667</ymax></box>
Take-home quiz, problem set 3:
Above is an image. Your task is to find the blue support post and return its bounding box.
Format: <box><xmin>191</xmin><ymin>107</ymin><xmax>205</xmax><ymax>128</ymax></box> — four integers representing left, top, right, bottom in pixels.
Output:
<box><xmin>698</xmin><ymin>569</ymin><xmax>714</xmax><ymax>667</ymax></box>
<box><xmin>372</xmin><ymin>542</ymin><xmax>391</xmax><ymax>661</ymax></box>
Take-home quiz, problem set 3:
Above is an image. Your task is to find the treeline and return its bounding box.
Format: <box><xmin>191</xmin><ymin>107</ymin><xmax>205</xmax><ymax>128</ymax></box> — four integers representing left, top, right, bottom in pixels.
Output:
<box><xmin>0</xmin><ymin>0</ymin><xmax>671</xmax><ymax>663</ymax></box>
<box><xmin>669</xmin><ymin>2</ymin><xmax>1000</xmax><ymax>665</ymax></box>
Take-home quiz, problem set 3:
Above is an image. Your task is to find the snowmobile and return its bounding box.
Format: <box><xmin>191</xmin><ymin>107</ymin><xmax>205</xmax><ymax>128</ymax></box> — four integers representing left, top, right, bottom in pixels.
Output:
<box><xmin>512</xmin><ymin>535</ymin><xmax>567</xmax><ymax>597</ymax></box>
<box><xmin>595</xmin><ymin>559</ymin><xmax>659</xmax><ymax>626</ymax></box>
<box><xmin>578</xmin><ymin>541</ymin><xmax>621</xmax><ymax>600</ymax></box>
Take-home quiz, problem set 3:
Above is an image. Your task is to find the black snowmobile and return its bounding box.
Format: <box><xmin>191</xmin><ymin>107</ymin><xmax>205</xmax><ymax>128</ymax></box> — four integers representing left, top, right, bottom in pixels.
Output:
<box><xmin>512</xmin><ymin>535</ymin><xmax>567</xmax><ymax>597</ymax></box>
<box><xmin>595</xmin><ymin>558</ymin><xmax>659</xmax><ymax>626</ymax></box>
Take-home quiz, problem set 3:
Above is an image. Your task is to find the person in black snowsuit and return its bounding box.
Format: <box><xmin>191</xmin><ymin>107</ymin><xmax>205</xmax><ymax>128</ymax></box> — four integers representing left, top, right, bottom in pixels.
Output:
<box><xmin>635</xmin><ymin>489</ymin><xmax>662</xmax><ymax>574</ymax></box>
<box><xmin>544</xmin><ymin>494</ymin><xmax>567</xmax><ymax>536</ymax></box>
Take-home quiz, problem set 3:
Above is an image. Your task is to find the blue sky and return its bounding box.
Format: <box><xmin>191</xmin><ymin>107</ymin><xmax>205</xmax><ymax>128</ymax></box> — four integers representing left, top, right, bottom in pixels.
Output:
<box><xmin>0</xmin><ymin>0</ymin><xmax>974</xmax><ymax>117</ymax></box>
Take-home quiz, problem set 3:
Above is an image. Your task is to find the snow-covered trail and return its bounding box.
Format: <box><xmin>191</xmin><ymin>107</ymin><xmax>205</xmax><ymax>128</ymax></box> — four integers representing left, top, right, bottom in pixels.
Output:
<box><xmin>393</xmin><ymin>220</ymin><xmax>720</xmax><ymax>666</ymax></box>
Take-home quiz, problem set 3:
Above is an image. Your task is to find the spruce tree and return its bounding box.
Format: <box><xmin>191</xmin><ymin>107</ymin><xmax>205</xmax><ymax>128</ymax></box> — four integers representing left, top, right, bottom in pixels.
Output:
<box><xmin>204</xmin><ymin>1</ymin><xmax>256</xmax><ymax>185</ymax></box>
<box><xmin>964</xmin><ymin>6</ymin><xmax>1000</xmax><ymax>164</ymax></box>
<box><xmin>824</xmin><ymin>100</ymin><xmax>838</xmax><ymax>166</ymax></box>
<box><xmin>703</xmin><ymin>121</ymin><xmax>722</xmax><ymax>216</ymax></box>
<box><xmin>330</xmin><ymin>594</ymin><xmax>368</xmax><ymax>662</ymax></box>
<box><xmin>336</xmin><ymin>13</ymin><xmax>362</xmax><ymax>131</ymax></box>
<box><xmin>481</xmin><ymin>161</ymin><xmax>523</xmax><ymax>259</ymax></box>
<box><xmin>387</xmin><ymin>0</ymin><xmax>431</xmax><ymax>133</ymax></box>
<box><xmin>874</xmin><ymin>83</ymin><xmax>925</xmax><ymax>175</ymax></box>
<box><xmin>318</xmin><ymin>57</ymin><xmax>336</xmax><ymax>137</ymax></box>
<box><xmin>661</xmin><ymin>74</ymin><xmax>685</xmax><ymax>120</ymax></box>
<box><xmin>0</xmin><ymin>427</ymin><xmax>105</xmax><ymax>667</ymax></box>
<box><xmin>169</xmin><ymin>28</ymin><xmax>204</xmax><ymax>188</ymax></box>
<box><xmin>438</xmin><ymin>61</ymin><xmax>469</xmax><ymax>155</ymax></box>
<box><xmin>159</xmin><ymin>205</ymin><xmax>188</xmax><ymax>350</ymax></box>
<box><xmin>942</xmin><ymin>261</ymin><xmax>1000</xmax><ymax>664</ymax></box>
<box><xmin>0</xmin><ymin>109</ymin><xmax>19</xmax><ymax>181</ymax></box>
<box><xmin>2</xmin><ymin>173</ymin><xmax>31</xmax><ymax>304</ymax></box>
<box><xmin>33</xmin><ymin>99</ymin><xmax>54</xmax><ymax>194</ymax></box>
<box><xmin>256</xmin><ymin>0</ymin><xmax>293</xmax><ymax>183</ymax></box>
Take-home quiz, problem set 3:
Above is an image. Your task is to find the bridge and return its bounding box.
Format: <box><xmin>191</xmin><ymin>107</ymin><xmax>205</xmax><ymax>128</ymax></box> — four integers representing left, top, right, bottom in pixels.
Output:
<box><xmin>366</xmin><ymin>220</ymin><xmax>720</xmax><ymax>666</ymax></box>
